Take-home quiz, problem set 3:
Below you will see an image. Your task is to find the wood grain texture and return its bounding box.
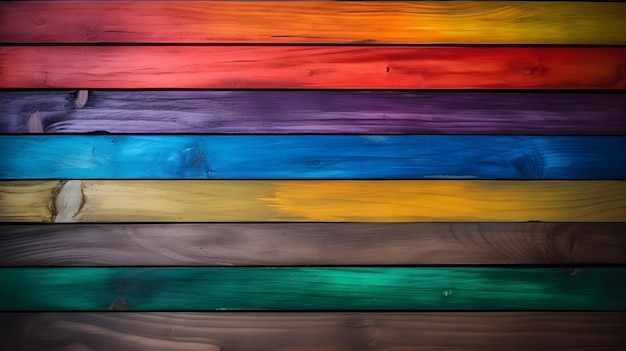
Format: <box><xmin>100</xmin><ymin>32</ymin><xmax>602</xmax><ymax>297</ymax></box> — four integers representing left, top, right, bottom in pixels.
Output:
<box><xmin>1</xmin><ymin>1</ymin><xmax>625</xmax><ymax>44</ymax></box>
<box><xmin>2</xmin><ymin>46</ymin><xmax>625</xmax><ymax>89</ymax></box>
<box><xmin>2</xmin><ymin>135</ymin><xmax>624</xmax><ymax>179</ymax></box>
<box><xmin>2</xmin><ymin>91</ymin><xmax>626</xmax><ymax>135</ymax></box>
<box><xmin>1</xmin><ymin>223</ymin><xmax>625</xmax><ymax>266</ymax></box>
<box><xmin>2</xmin><ymin>312</ymin><xmax>626</xmax><ymax>351</ymax></box>
<box><xmin>1</xmin><ymin>267</ymin><xmax>625</xmax><ymax>311</ymax></box>
<box><xmin>1</xmin><ymin>180</ymin><xmax>625</xmax><ymax>223</ymax></box>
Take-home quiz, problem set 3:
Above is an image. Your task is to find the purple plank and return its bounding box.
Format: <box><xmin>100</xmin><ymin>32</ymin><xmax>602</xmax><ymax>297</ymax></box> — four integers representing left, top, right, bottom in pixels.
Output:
<box><xmin>1</xmin><ymin>91</ymin><xmax>624</xmax><ymax>134</ymax></box>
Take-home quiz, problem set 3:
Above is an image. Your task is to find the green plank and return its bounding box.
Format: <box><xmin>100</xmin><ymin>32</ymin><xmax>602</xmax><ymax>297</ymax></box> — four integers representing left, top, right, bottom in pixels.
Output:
<box><xmin>0</xmin><ymin>267</ymin><xmax>623</xmax><ymax>311</ymax></box>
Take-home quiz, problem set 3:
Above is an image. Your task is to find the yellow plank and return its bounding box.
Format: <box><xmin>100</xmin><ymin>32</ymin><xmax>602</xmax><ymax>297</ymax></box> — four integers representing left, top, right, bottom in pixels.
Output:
<box><xmin>0</xmin><ymin>1</ymin><xmax>625</xmax><ymax>44</ymax></box>
<box><xmin>1</xmin><ymin>181</ymin><xmax>624</xmax><ymax>222</ymax></box>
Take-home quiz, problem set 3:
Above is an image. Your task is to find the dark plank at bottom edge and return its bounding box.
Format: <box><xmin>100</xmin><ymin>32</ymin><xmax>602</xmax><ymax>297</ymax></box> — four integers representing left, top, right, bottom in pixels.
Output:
<box><xmin>1</xmin><ymin>312</ymin><xmax>625</xmax><ymax>351</ymax></box>
<box><xmin>1</xmin><ymin>223</ymin><xmax>625</xmax><ymax>266</ymax></box>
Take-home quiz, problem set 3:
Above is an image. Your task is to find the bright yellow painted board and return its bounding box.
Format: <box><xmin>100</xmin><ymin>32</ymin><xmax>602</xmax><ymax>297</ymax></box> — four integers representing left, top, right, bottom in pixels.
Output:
<box><xmin>1</xmin><ymin>181</ymin><xmax>624</xmax><ymax>223</ymax></box>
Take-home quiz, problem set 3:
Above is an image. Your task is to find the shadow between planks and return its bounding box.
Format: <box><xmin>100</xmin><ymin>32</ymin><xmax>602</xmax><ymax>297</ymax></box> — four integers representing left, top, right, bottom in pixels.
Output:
<box><xmin>1</xmin><ymin>180</ymin><xmax>625</xmax><ymax>222</ymax></box>
<box><xmin>3</xmin><ymin>91</ymin><xmax>625</xmax><ymax>135</ymax></box>
<box><xmin>2</xmin><ymin>312</ymin><xmax>626</xmax><ymax>351</ymax></box>
<box><xmin>1</xmin><ymin>47</ymin><xmax>625</xmax><ymax>89</ymax></box>
<box><xmin>1</xmin><ymin>1</ymin><xmax>625</xmax><ymax>44</ymax></box>
<box><xmin>1</xmin><ymin>223</ymin><xmax>625</xmax><ymax>266</ymax></box>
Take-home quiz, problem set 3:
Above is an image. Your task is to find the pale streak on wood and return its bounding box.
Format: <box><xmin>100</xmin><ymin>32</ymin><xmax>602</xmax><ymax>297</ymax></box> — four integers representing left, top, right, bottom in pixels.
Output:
<box><xmin>53</xmin><ymin>180</ymin><xmax>84</xmax><ymax>223</ymax></box>
<box><xmin>0</xmin><ymin>223</ymin><xmax>624</xmax><ymax>265</ymax></box>
<box><xmin>56</xmin><ymin>321</ymin><xmax>220</xmax><ymax>351</ymax></box>
<box><xmin>0</xmin><ymin>181</ymin><xmax>58</xmax><ymax>222</ymax></box>
<box><xmin>75</xmin><ymin>90</ymin><xmax>88</xmax><ymax>108</ymax></box>
<box><xmin>26</xmin><ymin>111</ymin><xmax>44</xmax><ymax>133</ymax></box>
<box><xmin>1</xmin><ymin>312</ymin><xmax>625</xmax><ymax>351</ymax></box>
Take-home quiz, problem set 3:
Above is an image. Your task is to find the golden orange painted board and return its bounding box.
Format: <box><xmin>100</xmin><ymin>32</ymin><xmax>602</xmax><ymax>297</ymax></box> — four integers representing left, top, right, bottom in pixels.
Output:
<box><xmin>1</xmin><ymin>1</ymin><xmax>625</xmax><ymax>44</ymax></box>
<box><xmin>2</xmin><ymin>46</ymin><xmax>625</xmax><ymax>89</ymax></box>
<box><xmin>1</xmin><ymin>180</ymin><xmax>624</xmax><ymax>223</ymax></box>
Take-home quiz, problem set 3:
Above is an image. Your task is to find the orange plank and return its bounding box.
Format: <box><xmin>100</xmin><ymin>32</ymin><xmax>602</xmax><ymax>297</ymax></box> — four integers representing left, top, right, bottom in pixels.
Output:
<box><xmin>1</xmin><ymin>1</ymin><xmax>625</xmax><ymax>44</ymax></box>
<box><xmin>1</xmin><ymin>46</ymin><xmax>624</xmax><ymax>89</ymax></box>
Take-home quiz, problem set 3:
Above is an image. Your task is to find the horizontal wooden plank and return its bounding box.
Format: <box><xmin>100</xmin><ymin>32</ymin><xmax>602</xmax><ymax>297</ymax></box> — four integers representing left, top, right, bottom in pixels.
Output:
<box><xmin>1</xmin><ymin>267</ymin><xmax>625</xmax><ymax>311</ymax></box>
<box><xmin>1</xmin><ymin>1</ymin><xmax>625</xmax><ymax>44</ymax></box>
<box><xmin>2</xmin><ymin>135</ymin><xmax>623</xmax><ymax>180</ymax></box>
<box><xmin>1</xmin><ymin>223</ymin><xmax>625</xmax><ymax>266</ymax></box>
<box><xmin>2</xmin><ymin>91</ymin><xmax>626</xmax><ymax>135</ymax></box>
<box><xmin>1</xmin><ymin>180</ymin><xmax>624</xmax><ymax>223</ymax></box>
<box><xmin>1</xmin><ymin>46</ymin><xmax>625</xmax><ymax>89</ymax></box>
<box><xmin>2</xmin><ymin>313</ymin><xmax>626</xmax><ymax>351</ymax></box>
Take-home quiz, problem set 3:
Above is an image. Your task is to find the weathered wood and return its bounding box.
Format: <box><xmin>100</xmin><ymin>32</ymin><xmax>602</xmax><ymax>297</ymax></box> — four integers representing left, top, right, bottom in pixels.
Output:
<box><xmin>1</xmin><ymin>267</ymin><xmax>625</xmax><ymax>311</ymax></box>
<box><xmin>1</xmin><ymin>223</ymin><xmax>625</xmax><ymax>266</ymax></box>
<box><xmin>2</xmin><ymin>135</ymin><xmax>624</xmax><ymax>179</ymax></box>
<box><xmin>2</xmin><ymin>312</ymin><xmax>626</xmax><ymax>351</ymax></box>
<box><xmin>1</xmin><ymin>180</ymin><xmax>625</xmax><ymax>222</ymax></box>
<box><xmin>2</xmin><ymin>91</ymin><xmax>626</xmax><ymax>135</ymax></box>
<box><xmin>1</xmin><ymin>1</ymin><xmax>625</xmax><ymax>44</ymax></box>
<box><xmin>2</xmin><ymin>46</ymin><xmax>625</xmax><ymax>89</ymax></box>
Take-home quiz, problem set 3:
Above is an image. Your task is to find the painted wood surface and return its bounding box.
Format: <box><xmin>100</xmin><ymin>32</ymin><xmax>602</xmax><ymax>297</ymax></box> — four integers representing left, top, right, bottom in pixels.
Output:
<box><xmin>2</xmin><ymin>91</ymin><xmax>626</xmax><ymax>135</ymax></box>
<box><xmin>2</xmin><ymin>46</ymin><xmax>625</xmax><ymax>89</ymax></box>
<box><xmin>1</xmin><ymin>180</ymin><xmax>625</xmax><ymax>223</ymax></box>
<box><xmin>2</xmin><ymin>1</ymin><xmax>625</xmax><ymax>44</ymax></box>
<box><xmin>2</xmin><ymin>223</ymin><xmax>625</xmax><ymax>266</ymax></box>
<box><xmin>1</xmin><ymin>267</ymin><xmax>625</xmax><ymax>311</ymax></box>
<box><xmin>2</xmin><ymin>312</ymin><xmax>626</xmax><ymax>351</ymax></box>
<box><xmin>2</xmin><ymin>135</ymin><xmax>624</xmax><ymax>180</ymax></box>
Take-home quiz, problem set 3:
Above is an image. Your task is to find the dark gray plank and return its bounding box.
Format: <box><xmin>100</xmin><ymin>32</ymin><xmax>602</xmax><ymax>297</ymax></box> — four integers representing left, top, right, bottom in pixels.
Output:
<box><xmin>1</xmin><ymin>312</ymin><xmax>625</xmax><ymax>351</ymax></box>
<box><xmin>1</xmin><ymin>223</ymin><xmax>625</xmax><ymax>266</ymax></box>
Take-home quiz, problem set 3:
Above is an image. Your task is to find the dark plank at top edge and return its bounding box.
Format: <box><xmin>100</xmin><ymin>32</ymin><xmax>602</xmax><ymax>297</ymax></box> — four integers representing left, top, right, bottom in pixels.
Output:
<box><xmin>1</xmin><ymin>223</ymin><xmax>625</xmax><ymax>266</ymax></box>
<box><xmin>2</xmin><ymin>46</ymin><xmax>625</xmax><ymax>89</ymax></box>
<box><xmin>1</xmin><ymin>1</ymin><xmax>625</xmax><ymax>44</ymax></box>
<box><xmin>2</xmin><ymin>91</ymin><xmax>626</xmax><ymax>135</ymax></box>
<box><xmin>2</xmin><ymin>312</ymin><xmax>626</xmax><ymax>351</ymax></box>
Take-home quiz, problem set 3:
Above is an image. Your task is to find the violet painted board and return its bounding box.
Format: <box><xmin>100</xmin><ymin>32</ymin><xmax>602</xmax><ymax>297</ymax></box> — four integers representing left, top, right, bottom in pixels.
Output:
<box><xmin>1</xmin><ymin>91</ymin><xmax>625</xmax><ymax>134</ymax></box>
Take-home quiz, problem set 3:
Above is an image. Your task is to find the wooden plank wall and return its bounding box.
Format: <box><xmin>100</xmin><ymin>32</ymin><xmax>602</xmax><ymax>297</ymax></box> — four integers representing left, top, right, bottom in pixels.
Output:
<box><xmin>1</xmin><ymin>1</ymin><xmax>625</xmax><ymax>350</ymax></box>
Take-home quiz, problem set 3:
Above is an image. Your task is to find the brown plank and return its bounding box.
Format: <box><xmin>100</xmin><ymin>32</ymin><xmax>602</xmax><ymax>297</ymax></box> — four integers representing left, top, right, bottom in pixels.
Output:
<box><xmin>1</xmin><ymin>312</ymin><xmax>625</xmax><ymax>351</ymax></box>
<box><xmin>1</xmin><ymin>46</ymin><xmax>625</xmax><ymax>89</ymax></box>
<box><xmin>1</xmin><ymin>1</ymin><xmax>625</xmax><ymax>44</ymax></box>
<box><xmin>1</xmin><ymin>223</ymin><xmax>625</xmax><ymax>266</ymax></box>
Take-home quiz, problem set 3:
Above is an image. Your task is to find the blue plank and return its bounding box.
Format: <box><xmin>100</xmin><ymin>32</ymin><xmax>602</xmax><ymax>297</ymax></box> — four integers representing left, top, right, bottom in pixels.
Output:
<box><xmin>0</xmin><ymin>135</ymin><xmax>624</xmax><ymax>179</ymax></box>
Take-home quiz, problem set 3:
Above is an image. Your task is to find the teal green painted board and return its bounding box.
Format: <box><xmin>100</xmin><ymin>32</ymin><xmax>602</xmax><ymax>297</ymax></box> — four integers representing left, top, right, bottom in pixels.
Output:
<box><xmin>0</xmin><ymin>267</ymin><xmax>623</xmax><ymax>311</ymax></box>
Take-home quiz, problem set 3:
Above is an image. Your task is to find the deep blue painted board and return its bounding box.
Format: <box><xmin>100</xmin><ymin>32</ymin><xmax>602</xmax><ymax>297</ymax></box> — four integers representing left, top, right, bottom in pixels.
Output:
<box><xmin>0</xmin><ymin>135</ymin><xmax>624</xmax><ymax>179</ymax></box>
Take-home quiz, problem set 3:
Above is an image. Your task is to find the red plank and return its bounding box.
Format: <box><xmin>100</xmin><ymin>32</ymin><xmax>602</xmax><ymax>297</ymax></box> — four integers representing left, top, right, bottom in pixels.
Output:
<box><xmin>1</xmin><ymin>46</ymin><xmax>624</xmax><ymax>89</ymax></box>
